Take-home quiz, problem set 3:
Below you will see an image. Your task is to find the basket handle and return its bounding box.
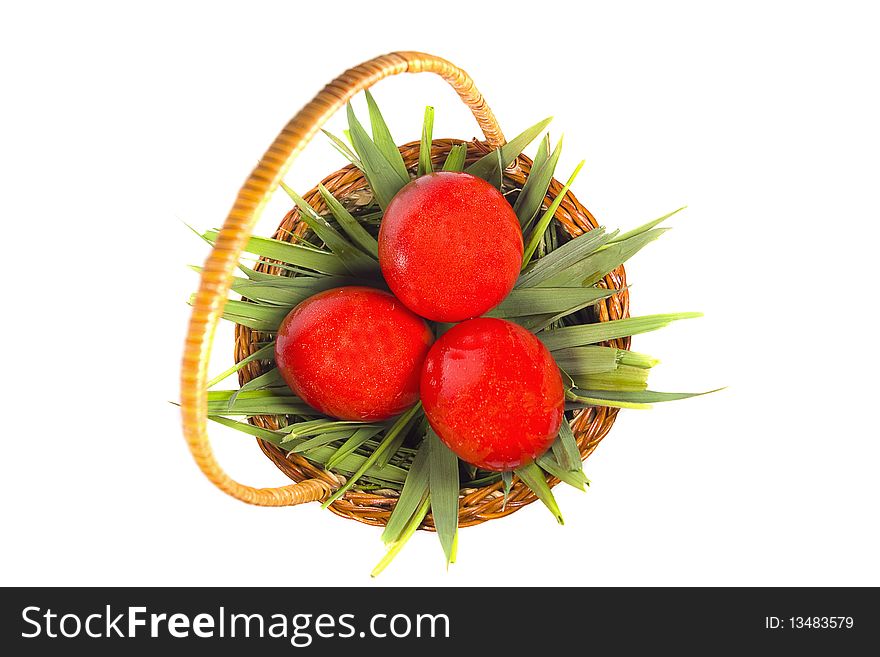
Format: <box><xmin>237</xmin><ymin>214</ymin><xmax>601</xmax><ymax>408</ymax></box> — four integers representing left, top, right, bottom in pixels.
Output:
<box><xmin>181</xmin><ymin>52</ymin><xmax>506</xmax><ymax>506</ymax></box>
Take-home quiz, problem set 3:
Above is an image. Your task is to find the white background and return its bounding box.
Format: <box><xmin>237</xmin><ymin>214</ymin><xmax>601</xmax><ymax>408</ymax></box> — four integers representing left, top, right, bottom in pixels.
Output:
<box><xmin>2</xmin><ymin>0</ymin><xmax>878</xmax><ymax>587</ymax></box>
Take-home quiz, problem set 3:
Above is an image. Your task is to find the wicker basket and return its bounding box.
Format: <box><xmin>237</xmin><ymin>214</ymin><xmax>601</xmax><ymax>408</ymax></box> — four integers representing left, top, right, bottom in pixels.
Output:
<box><xmin>181</xmin><ymin>52</ymin><xmax>630</xmax><ymax>527</ymax></box>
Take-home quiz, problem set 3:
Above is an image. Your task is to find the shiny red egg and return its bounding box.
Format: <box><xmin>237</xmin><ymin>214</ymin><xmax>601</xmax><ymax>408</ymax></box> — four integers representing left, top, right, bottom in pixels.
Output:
<box><xmin>378</xmin><ymin>172</ymin><xmax>524</xmax><ymax>322</ymax></box>
<box><xmin>274</xmin><ymin>286</ymin><xmax>433</xmax><ymax>421</ymax></box>
<box><xmin>420</xmin><ymin>317</ymin><xmax>565</xmax><ymax>471</ymax></box>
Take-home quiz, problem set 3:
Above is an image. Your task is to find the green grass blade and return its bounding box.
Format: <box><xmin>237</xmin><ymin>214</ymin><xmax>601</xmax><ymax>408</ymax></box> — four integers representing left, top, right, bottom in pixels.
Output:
<box><xmin>282</xmin><ymin>419</ymin><xmax>381</xmax><ymax>440</ymax></box>
<box><xmin>540</xmin><ymin>313</ymin><xmax>703</xmax><ymax>351</ymax></box>
<box><xmin>364</xmin><ymin>90</ymin><xmax>410</xmax><ymax>183</ymax></box>
<box><xmin>235</xmin><ymin>263</ymin><xmax>292</xmax><ymax>282</ymax></box>
<box><xmin>574</xmin><ymin>388</ymin><xmax>724</xmax><ymax>404</ymax></box>
<box><xmin>318</xmin><ymin>184</ymin><xmax>380</xmax><ymax>258</ymax></box>
<box><xmin>346</xmin><ymin>103</ymin><xmax>408</xmax><ymax>209</ymax></box>
<box><xmin>486</xmin><ymin>287</ymin><xmax>620</xmax><ymax>319</ymax></box>
<box><xmin>551</xmin><ymin>346</ymin><xmax>619</xmax><ymax>376</ymax></box>
<box><xmin>528</xmin><ymin>134</ymin><xmax>551</xmax><ymax>182</ymax></box>
<box><xmin>517</xmin><ymin>227</ymin><xmax>614</xmax><ymax>288</ymax></box>
<box><xmin>515</xmin><ymin>461</ymin><xmax>564</xmax><ymax>524</ymax></box>
<box><xmin>202</xmin><ymin>230</ymin><xmax>346</xmax><ymax>276</ymax></box>
<box><xmin>521</xmin><ymin>288</ymin><xmax>627</xmax><ymax>333</ymax></box>
<box><xmin>565</xmin><ymin>390</ymin><xmax>651</xmax><ymax>410</ymax></box>
<box><xmin>543</xmin><ymin>228</ymin><xmax>669</xmax><ymax>287</ymax></box>
<box><xmin>501</xmin><ymin>470</ymin><xmax>513</xmax><ymax>510</ymax></box>
<box><xmin>536</xmin><ymin>453</ymin><xmax>588</xmax><ymax>491</ymax></box>
<box><xmin>381</xmin><ymin>440</ymin><xmax>430</xmax><ymax>545</ymax></box>
<box><xmin>322</xmin><ymin>403</ymin><xmax>422</xmax><ymax>508</ymax></box>
<box><xmin>428</xmin><ymin>429</ymin><xmax>459</xmax><ymax>566</ymax></box>
<box><xmin>322</xmin><ymin>129</ymin><xmax>363</xmax><ymax>170</ymax></box>
<box><xmin>372</xmin><ymin>496</ymin><xmax>431</xmax><ymax>577</ymax></box>
<box><xmin>488</xmin><ymin>148</ymin><xmax>505</xmax><ymax>189</ymax></box>
<box><xmin>206</xmin><ymin>342</ymin><xmax>275</xmax><ymax>388</ymax></box>
<box><xmin>207</xmin><ymin>389</ymin><xmax>291</xmax><ymax>402</ymax></box>
<box><xmin>208</xmin><ymin>416</ymin><xmax>408</xmax><ymax>484</ymax></box>
<box><xmin>441</xmin><ymin>143</ymin><xmax>467</xmax><ymax>172</ymax></box>
<box><xmin>375</xmin><ymin>408</ymin><xmax>421</xmax><ymax>469</ymax></box>
<box><xmin>280</xmin><ymin>183</ymin><xmax>380</xmax><ymax>277</ymax></box>
<box><xmin>207</xmin><ymin>413</ymin><xmax>287</xmax><ymax>442</ymax></box>
<box><xmin>325</xmin><ymin>425</ymin><xmax>385</xmax><ymax>470</ymax></box>
<box><xmin>467</xmin><ymin>117</ymin><xmax>552</xmax><ymax>181</ymax></box>
<box><xmin>231</xmin><ymin>275</ymin><xmax>359</xmax><ymax>307</ymax></box>
<box><xmin>553</xmin><ymin>420</ymin><xmax>581</xmax><ymax>472</ymax></box>
<box><xmin>232</xmin><ymin>367</ymin><xmax>286</xmax><ymax>400</ymax></box>
<box><xmin>617</xmin><ymin>350</ymin><xmax>661</xmax><ymax>369</ymax></box>
<box><xmin>610</xmin><ymin>206</ymin><xmax>686</xmax><ymax>243</ymax></box>
<box><xmin>514</xmin><ymin>135</ymin><xmax>562</xmax><ymax>229</ymax></box>
<box><xmin>207</xmin><ymin>393</ymin><xmax>312</xmax><ymax>416</ymax></box>
<box><xmin>573</xmin><ymin>365</ymin><xmax>650</xmax><ymax>392</ymax></box>
<box><xmin>289</xmin><ymin>430</ymin><xmax>354</xmax><ymax>454</ymax></box>
<box><xmin>209</xmin><ymin>298</ymin><xmax>288</xmax><ymax>332</ymax></box>
<box><xmin>418</xmin><ymin>106</ymin><xmax>434</xmax><ymax>176</ymax></box>
<box><xmin>522</xmin><ymin>161</ymin><xmax>585</xmax><ymax>267</ymax></box>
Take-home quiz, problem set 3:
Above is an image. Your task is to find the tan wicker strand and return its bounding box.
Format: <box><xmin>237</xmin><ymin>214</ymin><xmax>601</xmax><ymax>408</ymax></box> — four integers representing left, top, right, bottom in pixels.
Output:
<box><xmin>181</xmin><ymin>53</ymin><xmax>506</xmax><ymax>507</ymax></box>
<box><xmin>237</xmin><ymin>139</ymin><xmax>630</xmax><ymax>527</ymax></box>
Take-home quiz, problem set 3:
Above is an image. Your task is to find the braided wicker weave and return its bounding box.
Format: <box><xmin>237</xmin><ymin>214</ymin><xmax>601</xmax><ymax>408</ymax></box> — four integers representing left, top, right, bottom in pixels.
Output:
<box><xmin>181</xmin><ymin>52</ymin><xmax>630</xmax><ymax>527</ymax></box>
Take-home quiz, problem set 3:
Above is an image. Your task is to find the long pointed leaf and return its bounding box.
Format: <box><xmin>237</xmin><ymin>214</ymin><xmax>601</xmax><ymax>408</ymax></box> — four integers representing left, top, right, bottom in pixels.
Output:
<box><xmin>487</xmin><ymin>148</ymin><xmax>505</xmax><ymax>189</ymax></box>
<box><xmin>372</xmin><ymin>496</ymin><xmax>431</xmax><ymax>577</ymax></box>
<box><xmin>514</xmin><ymin>135</ymin><xmax>563</xmax><ymax>229</ymax></box>
<box><xmin>325</xmin><ymin>425</ymin><xmax>385</xmax><ymax>470</ymax></box>
<box><xmin>536</xmin><ymin>453</ymin><xmax>588</xmax><ymax>491</ymax></box>
<box><xmin>522</xmin><ymin>161</ymin><xmax>585</xmax><ymax>267</ymax></box>
<box><xmin>233</xmin><ymin>366</ymin><xmax>285</xmax><ymax>397</ymax></box>
<box><xmin>551</xmin><ymin>346</ymin><xmax>620</xmax><ymax>376</ymax></box>
<box><xmin>418</xmin><ymin>106</ymin><xmax>435</xmax><ymax>176</ymax></box>
<box><xmin>206</xmin><ymin>298</ymin><xmax>288</xmax><ymax>332</ymax></box>
<box><xmin>442</xmin><ymin>143</ymin><xmax>467</xmax><ymax>172</ymax></box>
<box><xmin>318</xmin><ymin>184</ymin><xmax>380</xmax><ymax>258</ymax></box>
<box><xmin>610</xmin><ymin>206</ymin><xmax>686</xmax><ymax>243</ymax></box>
<box><xmin>565</xmin><ymin>390</ymin><xmax>651</xmax><ymax>410</ymax></box>
<box><xmin>364</xmin><ymin>90</ymin><xmax>410</xmax><ymax>182</ymax></box>
<box><xmin>207</xmin><ymin>391</ymin><xmax>312</xmax><ymax>416</ymax></box>
<box><xmin>428</xmin><ymin>429</ymin><xmax>459</xmax><ymax>566</ymax></box>
<box><xmin>280</xmin><ymin>183</ymin><xmax>379</xmax><ymax>277</ymax></box>
<box><xmin>517</xmin><ymin>227</ymin><xmax>614</xmax><ymax>288</ymax></box>
<box><xmin>617</xmin><ymin>350</ymin><xmax>661</xmax><ymax>369</ymax></box>
<box><xmin>375</xmin><ymin>409</ymin><xmax>421</xmax><ymax>469</ymax></box>
<box><xmin>346</xmin><ymin>103</ymin><xmax>408</xmax><ymax>209</ymax></box>
<box><xmin>322</xmin><ymin>129</ymin><xmax>363</xmax><ymax>170</ymax></box>
<box><xmin>501</xmin><ymin>470</ymin><xmax>513</xmax><ymax>510</ymax></box>
<box><xmin>521</xmin><ymin>288</ymin><xmax>628</xmax><ymax>333</ymax></box>
<box><xmin>515</xmin><ymin>461</ymin><xmax>564</xmax><ymax>524</ymax></box>
<box><xmin>208</xmin><ymin>416</ymin><xmax>408</xmax><ymax>484</ymax></box>
<box><xmin>573</xmin><ymin>366</ymin><xmax>650</xmax><ymax>392</ymax></box>
<box><xmin>553</xmin><ymin>420</ymin><xmax>582</xmax><ymax>472</ymax></box>
<box><xmin>542</xmin><ymin>228</ymin><xmax>669</xmax><ymax>287</ymax></box>
<box><xmin>540</xmin><ymin>313</ymin><xmax>703</xmax><ymax>351</ymax></box>
<box><xmin>202</xmin><ymin>230</ymin><xmax>346</xmax><ymax>276</ymax></box>
<box><xmin>231</xmin><ymin>275</ymin><xmax>360</xmax><ymax>307</ymax></box>
<box><xmin>322</xmin><ymin>403</ymin><xmax>422</xmax><ymax>508</ymax></box>
<box><xmin>486</xmin><ymin>287</ymin><xmax>620</xmax><ymax>319</ymax></box>
<box><xmin>207</xmin><ymin>342</ymin><xmax>275</xmax><ymax>388</ymax></box>
<box><xmin>467</xmin><ymin>117</ymin><xmax>553</xmax><ymax>181</ymax></box>
<box><xmin>573</xmin><ymin>388</ymin><xmax>724</xmax><ymax>404</ymax></box>
<box><xmin>381</xmin><ymin>440</ymin><xmax>430</xmax><ymax>545</ymax></box>
<box><xmin>289</xmin><ymin>430</ymin><xmax>355</xmax><ymax>454</ymax></box>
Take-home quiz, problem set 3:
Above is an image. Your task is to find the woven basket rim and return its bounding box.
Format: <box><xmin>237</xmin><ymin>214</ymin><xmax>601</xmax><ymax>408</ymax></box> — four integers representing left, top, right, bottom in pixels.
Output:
<box><xmin>234</xmin><ymin>137</ymin><xmax>630</xmax><ymax>529</ymax></box>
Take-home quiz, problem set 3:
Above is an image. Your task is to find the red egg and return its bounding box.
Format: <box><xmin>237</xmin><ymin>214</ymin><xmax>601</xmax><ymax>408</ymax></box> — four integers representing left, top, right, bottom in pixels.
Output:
<box><xmin>420</xmin><ymin>317</ymin><xmax>565</xmax><ymax>471</ymax></box>
<box><xmin>378</xmin><ymin>172</ymin><xmax>524</xmax><ymax>322</ymax></box>
<box><xmin>274</xmin><ymin>286</ymin><xmax>433</xmax><ymax>421</ymax></box>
